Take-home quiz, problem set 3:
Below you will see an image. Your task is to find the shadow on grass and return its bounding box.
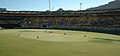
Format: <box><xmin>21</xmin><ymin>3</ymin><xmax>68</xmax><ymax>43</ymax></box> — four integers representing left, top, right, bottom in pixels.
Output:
<box><xmin>91</xmin><ymin>38</ymin><xmax>120</xmax><ymax>43</ymax></box>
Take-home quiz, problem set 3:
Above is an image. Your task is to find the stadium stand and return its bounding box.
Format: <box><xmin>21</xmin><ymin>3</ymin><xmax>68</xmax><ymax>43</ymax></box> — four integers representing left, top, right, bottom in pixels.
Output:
<box><xmin>0</xmin><ymin>8</ymin><xmax>120</xmax><ymax>30</ymax></box>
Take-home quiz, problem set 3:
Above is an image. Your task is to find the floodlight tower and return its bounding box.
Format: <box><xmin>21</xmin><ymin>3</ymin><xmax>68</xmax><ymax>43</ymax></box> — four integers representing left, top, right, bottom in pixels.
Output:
<box><xmin>80</xmin><ymin>3</ymin><xmax>82</xmax><ymax>10</ymax></box>
<box><xmin>49</xmin><ymin>0</ymin><xmax>51</xmax><ymax>11</ymax></box>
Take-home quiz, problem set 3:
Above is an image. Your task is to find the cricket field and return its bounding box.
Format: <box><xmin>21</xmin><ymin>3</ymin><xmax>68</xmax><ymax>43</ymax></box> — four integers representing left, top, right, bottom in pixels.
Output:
<box><xmin>0</xmin><ymin>29</ymin><xmax>120</xmax><ymax>56</ymax></box>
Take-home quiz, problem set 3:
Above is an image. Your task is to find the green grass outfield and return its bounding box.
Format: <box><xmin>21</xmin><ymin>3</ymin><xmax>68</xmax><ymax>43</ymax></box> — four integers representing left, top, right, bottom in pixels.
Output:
<box><xmin>0</xmin><ymin>29</ymin><xmax>120</xmax><ymax>56</ymax></box>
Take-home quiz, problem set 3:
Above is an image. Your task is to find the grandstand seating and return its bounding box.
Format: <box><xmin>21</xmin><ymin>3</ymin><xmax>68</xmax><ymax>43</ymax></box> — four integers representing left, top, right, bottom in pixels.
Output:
<box><xmin>0</xmin><ymin>8</ymin><xmax>120</xmax><ymax>29</ymax></box>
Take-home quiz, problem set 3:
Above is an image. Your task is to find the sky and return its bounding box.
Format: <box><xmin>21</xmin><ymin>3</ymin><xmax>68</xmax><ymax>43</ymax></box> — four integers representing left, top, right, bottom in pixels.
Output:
<box><xmin>0</xmin><ymin>0</ymin><xmax>115</xmax><ymax>11</ymax></box>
